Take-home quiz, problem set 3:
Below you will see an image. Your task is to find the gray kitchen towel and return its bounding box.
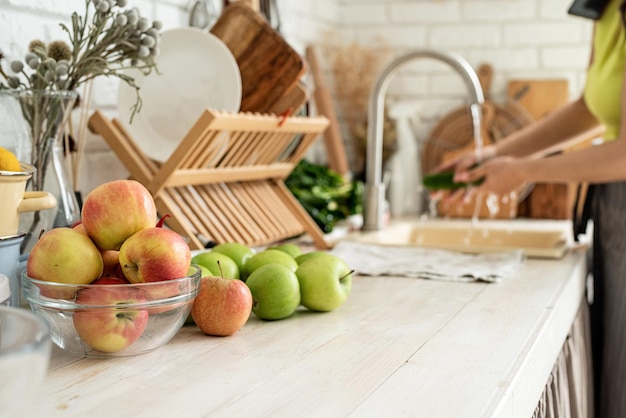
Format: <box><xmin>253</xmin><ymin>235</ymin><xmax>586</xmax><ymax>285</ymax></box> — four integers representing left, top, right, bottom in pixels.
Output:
<box><xmin>329</xmin><ymin>240</ymin><xmax>525</xmax><ymax>283</ymax></box>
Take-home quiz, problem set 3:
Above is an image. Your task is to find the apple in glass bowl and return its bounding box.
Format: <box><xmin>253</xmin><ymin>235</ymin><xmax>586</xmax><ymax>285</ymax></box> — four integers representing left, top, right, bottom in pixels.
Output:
<box><xmin>21</xmin><ymin>265</ymin><xmax>202</xmax><ymax>358</ymax></box>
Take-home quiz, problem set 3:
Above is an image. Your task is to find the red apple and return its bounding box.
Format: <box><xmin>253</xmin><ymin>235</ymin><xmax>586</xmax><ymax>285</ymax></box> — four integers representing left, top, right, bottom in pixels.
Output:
<box><xmin>73</xmin><ymin>286</ymin><xmax>149</xmax><ymax>353</ymax></box>
<box><xmin>100</xmin><ymin>249</ymin><xmax>122</xmax><ymax>278</ymax></box>
<box><xmin>92</xmin><ymin>276</ymin><xmax>130</xmax><ymax>285</ymax></box>
<box><xmin>191</xmin><ymin>275</ymin><xmax>253</xmax><ymax>336</ymax></box>
<box><xmin>73</xmin><ymin>224</ymin><xmax>124</xmax><ymax>279</ymax></box>
<box><xmin>81</xmin><ymin>179</ymin><xmax>157</xmax><ymax>250</ymax></box>
<box><xmin>146</xmin><ymin>280</ymin><xmax>188</xmax><ymax>315</ymax></box>
<box><xmin>72</xmin><ymin>222</ymin><xmax>87</xmax><ymax>235</ymax></box>
<box><xmin>27</xmin><ymin>228</ymin><xmax>103</xmax><ymax>285</ymax></box>
<box><xmin>118</xmin><ymin>227</ymin><xmax>191</xmax><ymax>283</ymax></box>
<box><xmin>91</xmin><ymin>276</ymin><xmax>180</xmax><ymax>316</ymax></box>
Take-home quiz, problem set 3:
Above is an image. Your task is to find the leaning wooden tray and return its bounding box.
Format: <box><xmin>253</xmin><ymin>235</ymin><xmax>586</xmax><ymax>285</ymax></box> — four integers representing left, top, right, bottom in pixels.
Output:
<box><xmin>88</xmin><ymin>109</ymin><xmax>330</xmax><ymax>250</ymax></box>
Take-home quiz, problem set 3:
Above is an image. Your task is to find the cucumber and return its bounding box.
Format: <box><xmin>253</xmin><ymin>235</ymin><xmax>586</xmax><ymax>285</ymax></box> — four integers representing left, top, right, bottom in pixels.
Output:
<box><xmin>422</xmin><ymin>170</ymin><xmax>483</xmax><ymax>191</ymax></box>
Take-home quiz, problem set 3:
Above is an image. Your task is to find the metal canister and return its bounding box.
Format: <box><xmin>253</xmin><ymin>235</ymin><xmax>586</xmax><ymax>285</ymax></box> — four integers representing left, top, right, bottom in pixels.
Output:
<box><xmin>0</xmin><ymin>275</ymin><xmax>10</xmax><ymax>306</ymax></box>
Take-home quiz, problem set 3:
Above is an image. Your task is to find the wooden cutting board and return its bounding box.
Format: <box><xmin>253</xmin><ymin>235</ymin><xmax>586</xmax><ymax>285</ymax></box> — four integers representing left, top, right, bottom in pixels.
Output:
<box><xmin>506</xmin><ymin>79</ymin><xmax>572</xmax><ymax>219</ymax></box>
<box><xmin>210</xmin><ymin>2</ymin><xmax>306</xmax><ymax>113</ymax></box>
<box><xmin>267</xmin><ymin>81</ymin><xmax>309</xmax><ymax>116</ymax></box>
<box><xmin>507</xmin><ymin>79</ymin><xmax>569</xmax><ymax>120</ymax></box>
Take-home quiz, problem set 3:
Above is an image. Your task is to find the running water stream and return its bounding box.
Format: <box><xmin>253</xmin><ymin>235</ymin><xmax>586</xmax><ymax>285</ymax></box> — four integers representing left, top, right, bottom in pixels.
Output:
<box><xmin>420</xmin><ymin>117</ymin><xmax>520</xmax><ymax>249</ymax></box>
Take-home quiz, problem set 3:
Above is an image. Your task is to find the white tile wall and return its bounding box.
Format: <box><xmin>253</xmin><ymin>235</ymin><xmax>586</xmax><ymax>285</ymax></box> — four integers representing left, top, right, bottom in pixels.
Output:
<box><xmin>0</xmin><ymin>0</ymin><xmax>594</xmax><ymax>194</ymax></box>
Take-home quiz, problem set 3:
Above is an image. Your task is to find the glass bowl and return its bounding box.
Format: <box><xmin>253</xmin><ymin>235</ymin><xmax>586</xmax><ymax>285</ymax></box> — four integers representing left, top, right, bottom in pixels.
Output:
<box><xmin>21</xmin><ymin>265</ymin><xmax>201</xmax><ymax>358</ymax></box>
<box><xmin>0</xmin><ymin>305</ymin><xmax>51</xmax><ymax>417</ymax></box>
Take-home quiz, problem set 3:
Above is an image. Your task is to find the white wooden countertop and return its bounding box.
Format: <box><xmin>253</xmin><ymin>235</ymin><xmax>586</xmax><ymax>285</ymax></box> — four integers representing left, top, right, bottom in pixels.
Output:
<box><xmin>32</xmin><ymin>231</ymin><xmax>588</xmax><ymax>418</ymax></box>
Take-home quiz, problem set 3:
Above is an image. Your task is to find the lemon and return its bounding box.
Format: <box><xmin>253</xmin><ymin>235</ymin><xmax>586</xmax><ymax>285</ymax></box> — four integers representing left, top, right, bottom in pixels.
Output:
<box><xmin>0</xmin><ymin>147</ymin><xmax>21</xmax><ymax>172</ymax></box>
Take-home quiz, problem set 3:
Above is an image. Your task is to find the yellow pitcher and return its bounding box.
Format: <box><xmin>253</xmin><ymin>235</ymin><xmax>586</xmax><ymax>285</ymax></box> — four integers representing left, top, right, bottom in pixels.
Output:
<box><xmin>0</xmin><ymin>163</ymin><xmax>57</xmax><ymax>237</ymax></box>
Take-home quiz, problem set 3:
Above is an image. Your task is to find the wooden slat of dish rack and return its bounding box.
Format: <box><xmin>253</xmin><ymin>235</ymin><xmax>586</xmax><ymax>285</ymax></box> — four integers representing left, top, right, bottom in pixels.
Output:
<box><xmin>88</xmin><ymin>110</ymin><xmax>330</xmax><ymax>250</ymax></box>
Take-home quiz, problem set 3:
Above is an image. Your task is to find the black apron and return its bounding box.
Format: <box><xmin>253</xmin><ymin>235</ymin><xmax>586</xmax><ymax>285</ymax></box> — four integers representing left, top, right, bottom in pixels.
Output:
<box><xmin>575</xmin><ymin>181</ymin><xmax>626</xmax><ymax>418</ymax></box>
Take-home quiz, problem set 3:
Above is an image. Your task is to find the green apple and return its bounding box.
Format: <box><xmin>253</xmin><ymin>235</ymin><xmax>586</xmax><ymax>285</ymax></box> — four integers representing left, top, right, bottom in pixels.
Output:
<box><xmin>269</xmin><ymin>243</ymin><xmax>302</xmax><ymax>259</ymax></box>
<box><xmin>185</xmin><ymin>313</ymin><xmax>196</xmax><ymax>325</ymax></box>
<box><xmin>241</xmin><ymin>249</ymin><xmax>298</xmax><ymax>280</ymax></box>
<box><xmin>296</xmin><ymin>253</ymin><xmax>353</xmax><ymax>312</ymax></box>
<box><xmin>211</xmin><ymin>242</ymin><xmax>256</xmax><ymax>273</ymax></box>
<box><xmin>245</xmin><ymin>264</ymin><xmax>300</xmax><ymax>320</ymax></box>
<box><xmin>191</xmin><ymin>251</ymin><xmax>239</xmax><ymax>279</ymax></box>
<box><xmin>294</xmin><ymin>251</ymin><xmax>327</xmax><ymax>265</ymax></box>
<box><xmin>190</xmin><ymin>264</ymin><xmax>211</xmax><ymax>278</ymax></box>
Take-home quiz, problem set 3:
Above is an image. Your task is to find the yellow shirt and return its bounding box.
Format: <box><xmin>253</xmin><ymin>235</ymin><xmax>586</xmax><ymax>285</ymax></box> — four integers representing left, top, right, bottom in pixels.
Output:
<box><xmin>583</xmin><ymin>0</ymin><xmax>626</xmax><ymax>140</ymax></box>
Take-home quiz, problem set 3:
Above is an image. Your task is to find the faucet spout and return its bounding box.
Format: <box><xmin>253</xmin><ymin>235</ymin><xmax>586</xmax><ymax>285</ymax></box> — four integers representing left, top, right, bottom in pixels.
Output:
<box><xmin>362</xmin><ymin>50</ymin><xmax>485</xmax><ymax>231</ymax></box>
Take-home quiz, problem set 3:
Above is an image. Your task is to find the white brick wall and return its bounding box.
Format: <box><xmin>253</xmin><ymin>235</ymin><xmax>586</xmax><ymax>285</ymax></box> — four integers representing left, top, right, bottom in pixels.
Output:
<box><xmin>335</xmin><ymin>0</ymin><xmax>591</xmax><ymax>99</ymax></box>
<box><xmin>0</xmin><ymin>0</ymin><xmax>594</xmax><ymax>194</ymax></box>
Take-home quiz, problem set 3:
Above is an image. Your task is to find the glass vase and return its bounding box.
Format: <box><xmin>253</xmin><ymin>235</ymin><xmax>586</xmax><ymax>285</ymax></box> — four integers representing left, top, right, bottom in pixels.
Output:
<box><xmin>0</xmin><ymin>90</ymin><xmax>80</xmax><ymax>254</ymax></box>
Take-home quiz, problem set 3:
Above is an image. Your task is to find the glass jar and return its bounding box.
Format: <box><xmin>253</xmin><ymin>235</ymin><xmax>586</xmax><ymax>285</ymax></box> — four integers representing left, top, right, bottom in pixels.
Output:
<box><xmin>0</xmin><ymin>90</ymin><xmax>80</xmax><ymax>254</ymax></box>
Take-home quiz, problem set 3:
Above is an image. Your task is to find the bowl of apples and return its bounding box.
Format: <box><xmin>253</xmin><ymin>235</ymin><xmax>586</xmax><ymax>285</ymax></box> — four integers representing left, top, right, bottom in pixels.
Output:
<box><xmin>20</xmin><ymin>179</ymin><xmax>202</xmax><ymax>358</ymax></box>
<box><xmin>21</xmin><ymin>265</ymin><xmax>201</xmax><ymax>358</ymax></box>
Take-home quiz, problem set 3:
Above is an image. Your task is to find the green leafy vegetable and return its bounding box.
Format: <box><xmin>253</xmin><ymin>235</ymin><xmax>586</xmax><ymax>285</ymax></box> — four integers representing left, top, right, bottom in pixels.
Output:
<box><xmin>286</xmin><ymin>160</ymin><xmax>363</xmax><ymax>233</ymax></box>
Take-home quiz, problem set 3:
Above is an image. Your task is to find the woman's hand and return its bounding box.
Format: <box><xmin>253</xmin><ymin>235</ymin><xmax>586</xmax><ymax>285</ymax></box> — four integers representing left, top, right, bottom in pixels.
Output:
<box><xmin>432</xmin><ymin>144</ymin><xmax>497</xmax><ymax>174</ymax></box>
<box><xmin>428</xmin><ymin>144</ymin><xmax>497</xmax><ymax>202</ymax></box>
<box><xmin>455</xmin><ymin>156</ymin><xmax>528</xmax><ymax>196</ymax></box>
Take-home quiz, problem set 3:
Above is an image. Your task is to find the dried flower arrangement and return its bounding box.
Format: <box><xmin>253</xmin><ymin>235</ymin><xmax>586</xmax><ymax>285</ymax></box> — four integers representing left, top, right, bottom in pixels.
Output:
<box><xmin>0</xmin><ymin>0</ymin><xmax>160</xmax><ymax>104</ymax></box>
<box><xmin>321</xmin><ymin>34</ymin><xmax>396</xmax><ymax>177</ymax></box>
<box><xmin>0</xmin><ymin>0</ymin><xmax>161</xmax><ymax>172</ymax></box>
<box><xmin>0</xmin><ymin>0</ymin><xmax>161</xmax><ymax>249</ymax></box>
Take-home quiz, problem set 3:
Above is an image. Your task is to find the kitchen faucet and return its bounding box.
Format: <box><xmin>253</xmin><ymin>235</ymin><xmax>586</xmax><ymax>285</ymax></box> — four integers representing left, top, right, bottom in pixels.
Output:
<box><xmin>362</xmin><ymin>50</ymin><xmax>485</xmax><ymax>230</ymax></box>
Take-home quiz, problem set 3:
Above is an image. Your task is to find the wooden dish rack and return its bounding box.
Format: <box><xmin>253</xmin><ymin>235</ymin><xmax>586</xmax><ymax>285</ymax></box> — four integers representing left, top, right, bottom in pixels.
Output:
<box><xmin>88</xmin><ymin>110</ymin><xmax>330</xmax><ymax>250</ymax></box>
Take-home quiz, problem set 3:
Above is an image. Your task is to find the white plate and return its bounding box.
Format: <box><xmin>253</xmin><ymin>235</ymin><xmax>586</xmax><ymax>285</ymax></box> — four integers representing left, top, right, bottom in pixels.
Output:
<box><xmin>117</xmin><ymin>28</ymin><xmax>242</xmax><ymax>163</ymax></box>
